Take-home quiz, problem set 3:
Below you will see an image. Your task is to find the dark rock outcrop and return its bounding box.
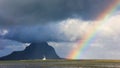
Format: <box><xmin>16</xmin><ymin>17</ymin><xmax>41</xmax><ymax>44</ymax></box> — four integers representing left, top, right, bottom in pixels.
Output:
<box><xmin>0</xmin><ymin>42</ymin><xmax>61</xmax><ymax>60</ymax></box>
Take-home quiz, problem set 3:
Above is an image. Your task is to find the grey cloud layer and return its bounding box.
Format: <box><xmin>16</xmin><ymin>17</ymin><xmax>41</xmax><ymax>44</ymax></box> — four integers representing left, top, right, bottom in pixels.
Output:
<box><xmin>0</xmin><ymin>0</ymin><xmax>114</xmax><ymax>25</ymax></box>
<box><xmin>1</xmin><ymin>23</ymin><xmax>79</xmax><ymax>43</ymax></box>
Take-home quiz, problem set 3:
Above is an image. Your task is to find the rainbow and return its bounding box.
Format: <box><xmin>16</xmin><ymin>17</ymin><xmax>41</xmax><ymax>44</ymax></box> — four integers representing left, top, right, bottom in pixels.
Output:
<box><xmin>68</xmin><ymin>0</ymin><xmax>120</xmax><ymax>59</ymax></box>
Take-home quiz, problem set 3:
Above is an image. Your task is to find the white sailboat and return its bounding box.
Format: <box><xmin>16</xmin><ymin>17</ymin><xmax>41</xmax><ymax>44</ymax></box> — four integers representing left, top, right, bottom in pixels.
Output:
<box><xmin>42</xmin><ymin>56</ymin><xmax>46</xmax><ymax>60</ymax></box>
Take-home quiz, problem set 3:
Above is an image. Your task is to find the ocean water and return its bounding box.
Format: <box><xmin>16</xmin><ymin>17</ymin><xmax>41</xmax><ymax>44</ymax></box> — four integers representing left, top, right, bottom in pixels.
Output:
<box><xmin>0</xmin><ymin>64</ymin><xmax>120</xmax><ymax>68</ymax></box>
<box><xmin>0</xmin><ymin>60</ymin><xmax>120</xmax><ymax>68</ymax></box>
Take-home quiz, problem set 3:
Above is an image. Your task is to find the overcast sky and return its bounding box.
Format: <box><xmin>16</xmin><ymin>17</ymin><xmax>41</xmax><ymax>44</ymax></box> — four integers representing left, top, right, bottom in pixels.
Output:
<box><xmin>0</xmin><ymin>0</ymin><xmax>120</xmax><ymax>59</ymax></box>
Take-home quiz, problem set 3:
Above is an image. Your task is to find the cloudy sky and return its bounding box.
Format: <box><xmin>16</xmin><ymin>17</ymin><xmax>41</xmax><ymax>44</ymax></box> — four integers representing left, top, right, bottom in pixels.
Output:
<box><xmin>0</xmin><ymin>0</ymin><xmax>120</xmax><ymax>59</ymax></box>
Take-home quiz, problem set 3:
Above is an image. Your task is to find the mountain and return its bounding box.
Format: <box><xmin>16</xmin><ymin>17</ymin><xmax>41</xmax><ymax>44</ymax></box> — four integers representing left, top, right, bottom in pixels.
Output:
<box><xmin>0</xmin><ymin>42</ymin><xmax>61</xmax><ymax>60</ymax></box>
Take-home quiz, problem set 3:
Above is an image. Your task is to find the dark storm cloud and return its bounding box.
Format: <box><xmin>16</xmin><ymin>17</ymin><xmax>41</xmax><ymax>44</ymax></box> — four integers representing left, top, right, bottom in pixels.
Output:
<box><xmin>0</xmin><ymin>0</ymin><xmax>115</xmax><ymax>43</ymax></box>
<box><xmin>0</xmin><ymin>0</ymin><xmax>114</xmax><ymax>25</ymax></box>
<box><xmin>0</xmin><ymin>24</ymin><xmax>77</xmax><ymax>43</ymax></box>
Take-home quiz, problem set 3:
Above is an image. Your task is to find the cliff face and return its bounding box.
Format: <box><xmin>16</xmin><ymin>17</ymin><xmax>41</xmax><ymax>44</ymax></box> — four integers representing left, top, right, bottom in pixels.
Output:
<box><xmin>0</xmin><ymin>42</ymin><xmax>61</xmax><ymax>60</ymax></box>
